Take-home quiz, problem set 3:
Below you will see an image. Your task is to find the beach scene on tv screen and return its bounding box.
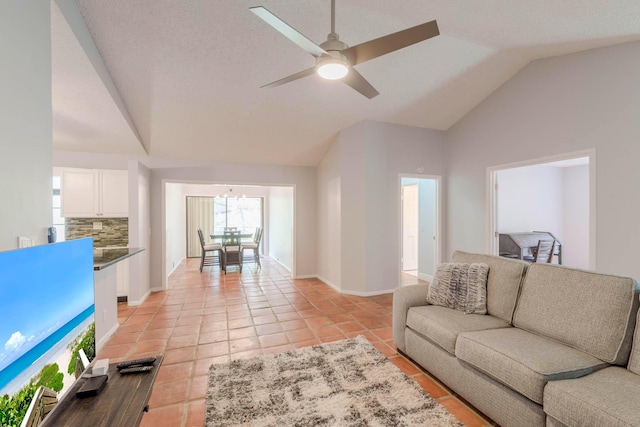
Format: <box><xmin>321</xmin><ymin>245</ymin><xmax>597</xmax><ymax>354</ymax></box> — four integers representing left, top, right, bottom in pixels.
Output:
<box><xmin>0</xmin><ymin>238</ymin><xmax>95</xmax><ymax>417</ymax></box>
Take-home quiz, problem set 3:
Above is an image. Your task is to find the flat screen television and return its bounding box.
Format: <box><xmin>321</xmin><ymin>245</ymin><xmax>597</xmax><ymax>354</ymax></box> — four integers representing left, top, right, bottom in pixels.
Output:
<box><xmin>0</xmin><ymin>237</ymin><xmax>94</xmax><ymax>400</ymax></box>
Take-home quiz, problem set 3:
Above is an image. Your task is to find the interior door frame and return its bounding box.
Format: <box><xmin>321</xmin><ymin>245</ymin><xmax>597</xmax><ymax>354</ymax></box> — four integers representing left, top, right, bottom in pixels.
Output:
<box><xmin>486</xmin><ymin>148</ymin><xmax>597</xmax><ymax>269</ymax></box>
<box><xmin>160</xmin><ymin>179</ymin><xmax>297</xmax><ymax>290</ymax></box>
<box><xmin>397</xmin><ymin>173</ymin><xmax>442</xmax><ymax>284</ymax></box>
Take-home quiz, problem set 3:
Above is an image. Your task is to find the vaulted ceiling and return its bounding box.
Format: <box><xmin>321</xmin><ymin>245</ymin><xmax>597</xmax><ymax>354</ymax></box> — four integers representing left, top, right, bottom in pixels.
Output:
<box><xmin>51</xmin><ymin>0</ymin><xmax>640</xmax><ymax>166</ymax></box>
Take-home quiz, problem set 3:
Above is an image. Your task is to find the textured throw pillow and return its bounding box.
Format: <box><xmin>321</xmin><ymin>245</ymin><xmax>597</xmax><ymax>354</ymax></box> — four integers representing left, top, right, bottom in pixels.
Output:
<box><xmin>427</xmin><ymin>263</ymin><xmax>489</xmax><ymax>314</ymax></box>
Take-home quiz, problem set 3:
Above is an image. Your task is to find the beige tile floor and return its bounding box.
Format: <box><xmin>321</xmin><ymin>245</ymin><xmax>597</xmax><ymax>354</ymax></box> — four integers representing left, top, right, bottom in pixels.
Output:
<box><xmin>97</xmin><ymin>257</ymin><xmax>492</xmax><ymax>427</ymax></box>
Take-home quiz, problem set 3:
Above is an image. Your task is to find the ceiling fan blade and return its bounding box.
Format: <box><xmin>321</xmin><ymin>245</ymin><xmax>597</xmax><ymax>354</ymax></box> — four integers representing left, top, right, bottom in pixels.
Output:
<box><xmin>250</xmin><ymin>6</ymin><xmax>328</xmax><ymax>58</ymax></box>
<box><xmin>342</xmin><ymin>68</ymin><xmax>379</xmax><ymax>99</ymax></box>
<box><xmin>343</xmin><ymin>20</ymin><xmax>439</xmax><ymax>66</ymax></box>
<box><xmin>261</xmin><ymin>67</ymin><xmax>316</xmax><ymax>89</ymax></box>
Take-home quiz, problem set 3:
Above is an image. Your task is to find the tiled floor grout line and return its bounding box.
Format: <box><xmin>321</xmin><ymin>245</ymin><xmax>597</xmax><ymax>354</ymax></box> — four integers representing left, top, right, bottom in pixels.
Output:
<box><xmin>100</xmin><ymin>259</ymin><xmax>491</xmax><ymax>426</ymax></box>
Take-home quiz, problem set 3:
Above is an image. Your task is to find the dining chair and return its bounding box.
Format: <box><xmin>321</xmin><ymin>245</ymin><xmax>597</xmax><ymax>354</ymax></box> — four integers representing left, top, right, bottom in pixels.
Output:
<box><xmin>197</xmin><ymin>228</ymin><xmax>222</xmax><ymax>272</ymax></box>
<box><xmin>241</xmin><ymin>227</ymin><xmax>262</xmax><ymax>268</ymax></box>
<box><xmin>241</xmin><ymin>227</ymin><xmax>259</xmax><ymax>244</ymax></box>
<box><xmin>533</xmin><ymin>239</ymin><xmax>556</xmax><ymax>263</ymax></box>
<box><xmin>222</xmin><ymin>229</ymin><xmax>242</xmax><ymax>273</ymax></box>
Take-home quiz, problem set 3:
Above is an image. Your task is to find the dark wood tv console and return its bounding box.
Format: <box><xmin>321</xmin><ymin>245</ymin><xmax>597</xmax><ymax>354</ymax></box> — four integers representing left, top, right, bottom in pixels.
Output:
<box><xmin>40</xmin><ymin>355</ymin><xmax>163</xmax><ymax>427</ymax></box>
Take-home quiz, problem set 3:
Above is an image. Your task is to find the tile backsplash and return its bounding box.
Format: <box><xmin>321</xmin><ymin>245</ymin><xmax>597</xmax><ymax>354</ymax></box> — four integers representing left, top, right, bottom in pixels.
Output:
<box><xmin>65</xmin><ymin>217</ymin><xmax>128</xmax><ymax>247</ymax></box>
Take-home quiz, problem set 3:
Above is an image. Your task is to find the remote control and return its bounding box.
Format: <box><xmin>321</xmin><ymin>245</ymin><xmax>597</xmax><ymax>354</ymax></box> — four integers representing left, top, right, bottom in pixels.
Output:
<box><xmin>119</xmin><ymin>365</ymin><xmax>154</xmax><ymax>375</ymax></box>
<box><xmin>116</xmin><ymin>357</ymin><xmax>156</xmax><ymax>370</ymax></box>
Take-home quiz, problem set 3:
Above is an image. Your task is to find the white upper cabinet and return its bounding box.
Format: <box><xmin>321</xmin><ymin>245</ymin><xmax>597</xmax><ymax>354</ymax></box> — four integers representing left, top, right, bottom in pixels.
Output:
<box><xmin>100</xmin><ymin>170</ymin><xmax>129</xmax><ymax>216</ymax></box>
<box><xmin>61</xmin><ymin>169</ymin><xmax>129</xmax><ymax>218</ymax></box>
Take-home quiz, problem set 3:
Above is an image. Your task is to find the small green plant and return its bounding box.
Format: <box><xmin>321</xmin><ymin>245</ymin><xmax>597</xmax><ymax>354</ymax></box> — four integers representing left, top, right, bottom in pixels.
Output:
<box><xmin>0</xmin><ymin>362</ymin><xmax>64</xmax><ymax>426</ymax></box>
<box><xmin>1</xmin><ymin>323</ymin><xmax>96</xmax><ymax>425</ymax></box>
<box><xmin>67</xmin><ymin>322</ymin><xmax>96</xmax><ymax>375</ymax></box>
<box><xmin>36</xmin><ymin>363</ymin><xmax>64</xmax><ymax>393</ymax></box>
<box><xmin>0</xmin><ymin>382</ymin><xmax>37</xmax><ymax>427</ymax></box>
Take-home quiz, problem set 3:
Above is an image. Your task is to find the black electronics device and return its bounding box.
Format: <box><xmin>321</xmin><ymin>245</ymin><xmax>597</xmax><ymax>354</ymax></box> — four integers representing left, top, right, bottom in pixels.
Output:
<box><xmin>75</xmin><ymin>374</ymin><xmax>108</xmax><ymax>398</ymax></box>
<box><xmin>47</xmin><ymin>227</ymin><xmax>57</xmax><ymax>243</ymax></box>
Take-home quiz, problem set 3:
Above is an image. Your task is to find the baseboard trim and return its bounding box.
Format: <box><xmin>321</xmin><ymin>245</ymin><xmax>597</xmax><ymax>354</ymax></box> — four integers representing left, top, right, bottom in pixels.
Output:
<box><xmin>127</xmin><ymin>289</ymin><xmax>151</xmax><ymax>306</ymax></box>
<box><xmin>268</xmin><ymin>255</ymin><xmax>292</xmax><ymax>272</ymax></box>
<box><xmin>167</xmin><ymin>258</ymin><xmax>184</xmax><ymax>277</ymax></box>
<box><xmin>339</xmin><ymin>288</ymin><xmax>394</xmax><ymax>297</ymax></box>
<box><xmin>315</xmin><ymin>275</ymin><xmax>339</xmax><ymax>291</ymax></box>
<box><xmin>96</xmin><ymin>322</ymin><xmax>119</xmax><ymax>352</ymax></box>
<box><xmin>418</xmin><ymin>273</ymin><xmax>433</xmax><ymax>282</ymax></box>
<box><xmin>315</xmin><ymin>275</ymin><xmax>394</xmax><ymax>297</ymax></box>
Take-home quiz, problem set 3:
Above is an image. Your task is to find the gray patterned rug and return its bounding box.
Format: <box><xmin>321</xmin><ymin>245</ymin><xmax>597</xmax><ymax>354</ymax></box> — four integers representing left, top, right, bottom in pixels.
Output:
<box><xmin>205</xmin><ymin>336</ymin><xmax>462</xmax><ymax>426</ymax></box>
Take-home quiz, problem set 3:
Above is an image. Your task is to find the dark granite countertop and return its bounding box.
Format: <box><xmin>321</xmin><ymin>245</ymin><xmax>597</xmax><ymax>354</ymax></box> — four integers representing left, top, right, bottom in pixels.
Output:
<box><xmin>94</xmin><ymin>247</ymin><xmax>144</xmax><ymax>271</ymax></box>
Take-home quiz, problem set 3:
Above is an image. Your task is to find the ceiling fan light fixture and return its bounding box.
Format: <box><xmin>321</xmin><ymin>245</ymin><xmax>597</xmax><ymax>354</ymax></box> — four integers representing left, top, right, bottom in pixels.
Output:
<box><xmin>316</xmin><ymin>57</ymin><xmax>349</xmax><ymax>80</ymax></box>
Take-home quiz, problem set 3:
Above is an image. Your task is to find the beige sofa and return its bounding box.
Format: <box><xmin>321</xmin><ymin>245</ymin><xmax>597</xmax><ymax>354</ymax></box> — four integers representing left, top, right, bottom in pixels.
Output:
<box><xmin>393</xmin><ymin>251</ymin><xmax>640</xmax><ymax>427</ymax></box>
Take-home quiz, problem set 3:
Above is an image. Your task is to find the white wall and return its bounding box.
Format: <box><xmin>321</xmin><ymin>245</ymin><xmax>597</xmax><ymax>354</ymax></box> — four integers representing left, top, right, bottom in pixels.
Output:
<box><xmin>497</xmin><ymin>163</ymin><xmax>589</xmax><ymax>268</ymax></box>
<box><xmin>54</xmin><ymin>151</ymin><xmax>130</xmax><ymax>170</ymax></box>
<box><xmin>128</xmin><ymin>161</ymin><xmax>152</xmax><ymax>303</ymax></box>
<box><xmin>0</xmin><ymin>2</ymin><xmax>52</xmax><ymax>249</ymax></box>
<box><xmin>364</xmin><ymin>122</ymin><xmax>447</xmax><ymax>293</ymax></box>
<box><xmin>165</xmin><ymin>182</ymin><xmax>185</xmax><ymax>276</ymax></box>
<box><xmin>497</xmin><ymin>165</ymin><xmax>564</xmax><ymax>233</ymax></box>
<box><xmin>447</xmin><ymin>40</ymin><xmax>640</xmax><ymax>279</ymax></box>
<box><xmin>150</xmin><ymin>163</ymin><xmax>316</xmax><ymax>289</ymax></box>
<box><xmin>268</xmin><ymin>186</ymin><xmax>294</xmax><ymax>270</ymax></box>
<box><xmin>317</xmin><ymin>139</ymin><xmax>341</xmax><ymax>288</ymax></box>
<box><xmin>563</xmin><ymin>165</ymin><xmax>589</xmax><ymax>269</ymax></box>
<box><xmin>339</xmin><ymin>122</ymin><xmax>368</xmax><ymax>293</ymax></box>
<box><xmin>317</xmin><ymin>120</ymin><xmax>447</xmax><ymax>295</ymax></box>
<box><xmin>180</xmin><ymin>184</ymin><xmax>270</xmax><ymax>198</ymax></box>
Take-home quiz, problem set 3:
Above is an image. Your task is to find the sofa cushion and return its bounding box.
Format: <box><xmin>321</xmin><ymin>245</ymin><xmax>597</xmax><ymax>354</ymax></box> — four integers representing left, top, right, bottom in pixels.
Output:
<box><xmin>406</xmin><ymin>305</ymin><xmax>509</xmax><ymax>355</ymax></box>
<box><xmin>513</xmin><ymin>263</ymin><xmax>639</xmax><ymax>365</ymax></box>
<box><xmin>544</xmin><ymin>367</ymin><xmax>640</xmax><ymax>427</ymax></box>
<box><xmin>628</xmin><ymin>296</ymin><xmax>640</xmax><ymax>375</ymax></box>
<box><xmin>452</xmin><ymin>251</ymin><xmax>528</xmax><ymax>324</ymax></box>
<box><xmin>427</xmin><ymin>262</ymin><xmax>489</xmax><ymax>314</ymax></box>
<box><xmin>455</xmin><ymin>328</ymin><xmax>606</xmax><ymax>404</ymax></box>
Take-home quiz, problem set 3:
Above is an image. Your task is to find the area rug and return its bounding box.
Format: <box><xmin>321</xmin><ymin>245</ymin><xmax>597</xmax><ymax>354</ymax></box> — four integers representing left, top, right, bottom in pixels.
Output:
<box><xmin>205</xmin><ymin>335</ymin><xmax>462</xmax><ymax>426</ymax></box>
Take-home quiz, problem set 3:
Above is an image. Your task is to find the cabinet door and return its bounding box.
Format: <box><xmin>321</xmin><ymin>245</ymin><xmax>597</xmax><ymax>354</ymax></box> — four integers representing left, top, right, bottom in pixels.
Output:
<box><xmin>61</xmin><ymin>169</ymin><xmax>99</xmax><ymax>217</ymax></box>
<box><xmin>100</xmin><ymin>170</ymin><xmax>129</xmax><ymax>217</ymax></box>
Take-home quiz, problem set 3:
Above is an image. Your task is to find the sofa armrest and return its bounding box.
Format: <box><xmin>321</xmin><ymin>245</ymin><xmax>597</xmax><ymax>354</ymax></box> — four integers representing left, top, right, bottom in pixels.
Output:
<box><xmin>393</xmin><ymin>284</ymin><xmax>430</xmax><ymax>353</ymax></box>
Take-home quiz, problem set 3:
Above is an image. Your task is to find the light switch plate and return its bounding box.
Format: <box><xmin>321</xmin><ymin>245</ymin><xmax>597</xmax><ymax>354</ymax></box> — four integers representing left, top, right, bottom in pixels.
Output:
<box><xmin>93</xmin><ymin>222</ymin><xmax>103</xmax><ymax>230</ymax></box>
<box><xmin>17</xmin><ymin>236</ymin><xmax>33</xmax><ymax>248</ymax></box>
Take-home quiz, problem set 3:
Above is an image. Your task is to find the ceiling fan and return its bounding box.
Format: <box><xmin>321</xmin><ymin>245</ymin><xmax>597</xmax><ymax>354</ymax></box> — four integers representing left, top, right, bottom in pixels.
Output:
<box><xmin>250</xmin><ymin>0</ymin><xmax>439</xmax><ymax>99</ymax></box>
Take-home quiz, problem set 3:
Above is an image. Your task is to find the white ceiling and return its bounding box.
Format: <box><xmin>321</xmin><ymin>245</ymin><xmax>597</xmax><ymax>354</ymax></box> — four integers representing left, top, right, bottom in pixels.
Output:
<box><xmin>51</xmin><ymin>0</ymin><xmax>640</xmax><ymax>166</ymax></box>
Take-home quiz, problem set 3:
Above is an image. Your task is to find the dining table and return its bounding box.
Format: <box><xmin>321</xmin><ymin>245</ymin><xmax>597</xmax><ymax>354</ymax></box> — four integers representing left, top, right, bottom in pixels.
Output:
<box><xmin>210</xmin><ymin>232</ymin><xmax>253</xmax><ymax>273</ymax></box>
<box><xmin>210</xmin><ymin>233</ymin><xmax>253</xmax><ymax>242</ymax></box>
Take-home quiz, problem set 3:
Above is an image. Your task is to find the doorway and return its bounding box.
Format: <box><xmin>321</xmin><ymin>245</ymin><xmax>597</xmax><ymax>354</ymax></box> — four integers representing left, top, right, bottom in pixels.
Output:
<box><xmin>164</xmin><ymin>183</ymin><xmax>295</xmax><ymax>282</ymax></box>
<box><xmin>399</xmin><ymin>175</ymin><xmax>439</xmax><ymax>285</ymax></box>
<box><xmin>487</xmin><ymin>150</ymin><xmax>595</xmax><ymax>269</ymax></box>
<box><xmin>402</xmin><ymin>184</ymin><xmax>418</xmax><ymax>275</ymax></box>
